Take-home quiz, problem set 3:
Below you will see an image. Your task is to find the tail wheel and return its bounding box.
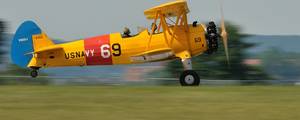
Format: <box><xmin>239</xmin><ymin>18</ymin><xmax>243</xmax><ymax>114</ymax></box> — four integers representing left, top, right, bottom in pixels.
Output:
<box><xmin>180</xmin><ymin>70</ymin><xmax>200</xmax><ymax>86</ymax></box>
<box><xmin>30</xmin><ymin>69</ymin><xmax>38</xmax><ymax>78</ymax></box>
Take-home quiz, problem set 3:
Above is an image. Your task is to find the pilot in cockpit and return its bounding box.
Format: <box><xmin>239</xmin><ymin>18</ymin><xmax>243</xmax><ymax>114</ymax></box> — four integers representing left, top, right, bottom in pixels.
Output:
<box><xmin>122</xmin><ymin>27</ymin><xmax>131</xmax><ymax>37</ymax></box>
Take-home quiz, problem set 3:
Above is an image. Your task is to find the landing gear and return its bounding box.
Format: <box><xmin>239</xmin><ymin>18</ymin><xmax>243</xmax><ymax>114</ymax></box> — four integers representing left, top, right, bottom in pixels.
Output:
<box><xmin>180</xmin><ymin>70</ymin><xmax>200</xmax><ymax>86</ymax></box>
<box><xmin>30</xmin><ymin>68</ymin><xmax>39</xmax><ymax>78</ymax></box>
<box><xmin>180</xmin><ymin>58</ymin><xmax>200</xmax><ymax>86</ymax></box>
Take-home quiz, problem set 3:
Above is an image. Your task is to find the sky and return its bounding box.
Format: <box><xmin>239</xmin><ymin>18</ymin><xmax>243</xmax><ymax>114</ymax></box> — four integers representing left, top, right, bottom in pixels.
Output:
<box><xmin>0</xmin><ymin>0</ymin><xmax>299</xmax><ymax>40</ymax></box>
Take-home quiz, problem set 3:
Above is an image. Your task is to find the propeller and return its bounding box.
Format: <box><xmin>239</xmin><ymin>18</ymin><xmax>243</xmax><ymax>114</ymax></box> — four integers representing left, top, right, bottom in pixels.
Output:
<box><xmin>219</xmin><ymin>0</ymin><xmax>230</xmax><ymax>65</ymax></box>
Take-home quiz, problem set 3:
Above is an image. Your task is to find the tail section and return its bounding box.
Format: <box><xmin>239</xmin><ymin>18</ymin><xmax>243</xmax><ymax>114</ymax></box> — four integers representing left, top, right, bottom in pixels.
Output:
<box><xmin>11</xmin><ymin>21</ymin><xmax>54</xmax><ymax>68</ymax></box>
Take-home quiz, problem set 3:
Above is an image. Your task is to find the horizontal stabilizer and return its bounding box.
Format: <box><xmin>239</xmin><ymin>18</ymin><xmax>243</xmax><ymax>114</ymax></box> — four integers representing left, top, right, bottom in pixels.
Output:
<box><xmin>25</xmin><ymin>45</ymin><xmax>63</xmax><ymax>55</ymax></box>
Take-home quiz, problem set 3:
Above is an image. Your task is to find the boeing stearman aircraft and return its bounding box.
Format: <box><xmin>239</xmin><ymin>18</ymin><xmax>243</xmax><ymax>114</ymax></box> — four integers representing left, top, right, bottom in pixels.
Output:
<box><xmin>11</xmin><ymin>0</ymin><xmax>229</xmax><ymax>86</ymax></box>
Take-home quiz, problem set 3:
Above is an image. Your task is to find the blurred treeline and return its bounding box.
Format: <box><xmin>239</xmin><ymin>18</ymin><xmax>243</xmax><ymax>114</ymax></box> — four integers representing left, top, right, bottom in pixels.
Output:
<box><xmin>259</xmin><ymin>48</ymin><xmax>300</xmax><ymax>80</ymax></box>
<box><xmin>0</xmin><ymin>20</ymin><xmax>5</xmax><ymax>61</ymax></box>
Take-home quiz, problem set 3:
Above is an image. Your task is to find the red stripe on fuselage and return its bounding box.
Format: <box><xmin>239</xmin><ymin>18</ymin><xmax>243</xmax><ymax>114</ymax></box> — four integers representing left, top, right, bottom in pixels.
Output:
<box><xmin>84</xmin><ymin>35</ymin><xmax>112</xmax><ymax>65</ymax></box>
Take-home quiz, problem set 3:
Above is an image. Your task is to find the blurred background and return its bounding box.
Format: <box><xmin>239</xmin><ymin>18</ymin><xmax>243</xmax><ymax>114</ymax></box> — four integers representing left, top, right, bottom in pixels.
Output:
<box><xmin>0</xmin><ymin>0</ymin><xmax>300</xmax><ymax>86</ymax></box>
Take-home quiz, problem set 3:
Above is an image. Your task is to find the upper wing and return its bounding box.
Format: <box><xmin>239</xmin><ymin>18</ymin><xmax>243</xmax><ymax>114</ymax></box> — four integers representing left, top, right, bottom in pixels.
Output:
<box><xmin>144</xmin><ymin>0</ymin><xmax>189</xmax><ymax>19</ymax></box>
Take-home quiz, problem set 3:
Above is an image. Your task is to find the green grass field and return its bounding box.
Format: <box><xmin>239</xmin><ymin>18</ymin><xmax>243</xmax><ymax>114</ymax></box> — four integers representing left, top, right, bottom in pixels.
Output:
<box><xmin>0</xmin><ymin>86</ymin><xmax>299</xmax><ymax>120</ymax></box>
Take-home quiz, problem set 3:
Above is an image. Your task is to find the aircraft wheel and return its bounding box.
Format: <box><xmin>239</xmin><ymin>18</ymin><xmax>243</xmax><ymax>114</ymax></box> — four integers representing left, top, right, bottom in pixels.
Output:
<box><xmin>30</xmin><ymin>70</ymin><xmax>38</xmax><ymax>78</ymax></box>
<box><xmin>180</xmin><ymin>70</ymin><xmax>200</xmax><ymax>86</ymax></box>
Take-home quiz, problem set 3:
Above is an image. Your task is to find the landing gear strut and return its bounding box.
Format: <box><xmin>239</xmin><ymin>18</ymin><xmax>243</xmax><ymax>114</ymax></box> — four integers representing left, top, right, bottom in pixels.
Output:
<box><xmin>30</xmin><ymin>68</ymin><xmax>39</xmax><ymax>78</ymax></box>
<box><xmin>180</xmin><ymin>59</ymin><xmax>200</xmax><ymax>86</ymax></box>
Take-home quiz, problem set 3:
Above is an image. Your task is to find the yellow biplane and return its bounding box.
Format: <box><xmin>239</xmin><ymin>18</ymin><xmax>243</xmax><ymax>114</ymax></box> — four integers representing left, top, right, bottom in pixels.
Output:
<box><xmin>11</xmin><ymin>0</ymin><xmax>228</xmax><ymax>86</ymax></box>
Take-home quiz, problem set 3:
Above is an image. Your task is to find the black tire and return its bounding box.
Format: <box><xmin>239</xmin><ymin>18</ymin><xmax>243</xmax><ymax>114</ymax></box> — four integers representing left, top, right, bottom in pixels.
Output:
<box><xmin>30</xmin><ymin>70</ymin><xmax>38</xmax><ymax>78</ymax></box>
<box><xmin>180</xmin><ymin>70</ymin><xmax>200</xmax><ymax>86</ymax></box>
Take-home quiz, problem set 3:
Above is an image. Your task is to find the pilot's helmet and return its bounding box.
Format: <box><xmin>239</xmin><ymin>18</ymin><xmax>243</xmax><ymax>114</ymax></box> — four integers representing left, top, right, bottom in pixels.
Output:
<box><xmin>124</xmin><ymin>27</ymin><xmax>131</xmax><ymax>34</ymax></box>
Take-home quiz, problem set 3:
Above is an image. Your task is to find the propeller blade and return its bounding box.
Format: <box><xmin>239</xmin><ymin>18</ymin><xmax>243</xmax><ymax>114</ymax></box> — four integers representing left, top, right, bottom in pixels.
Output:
<box><xmin>220</xmin><ymin>0</ymin><xmax>230</xmax><ymax>65</ymax></box>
